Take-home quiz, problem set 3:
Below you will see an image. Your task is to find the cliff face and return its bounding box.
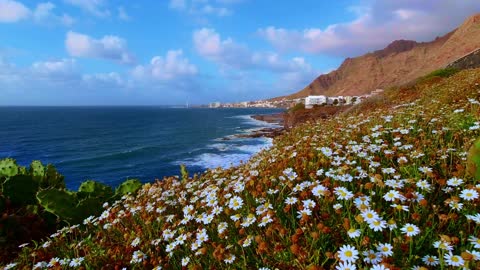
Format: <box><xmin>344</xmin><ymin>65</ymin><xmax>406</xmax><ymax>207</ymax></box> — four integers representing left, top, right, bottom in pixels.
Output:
<box><xmin>279</xmin><ymin>13</ymin><xmax>480</xmax><ymax>99</ymax></box>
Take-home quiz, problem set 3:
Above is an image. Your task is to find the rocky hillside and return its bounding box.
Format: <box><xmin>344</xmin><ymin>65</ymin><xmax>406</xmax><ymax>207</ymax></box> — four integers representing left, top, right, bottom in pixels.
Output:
<box><xmin>278</xmin><ymin>13</ymin><xmax>480</xmax><ymax>99</ymax></box>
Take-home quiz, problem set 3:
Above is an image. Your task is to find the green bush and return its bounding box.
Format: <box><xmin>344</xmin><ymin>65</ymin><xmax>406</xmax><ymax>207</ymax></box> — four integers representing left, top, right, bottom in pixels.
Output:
<box><xmin>288</xmin><ymin>102</ymin><xmax>305</xmax><ymax>113</ymax></box>
<box><xmin>417</xmin><ymin>67</ymin><xmax>459</xmax><ymax>84</ymax></box>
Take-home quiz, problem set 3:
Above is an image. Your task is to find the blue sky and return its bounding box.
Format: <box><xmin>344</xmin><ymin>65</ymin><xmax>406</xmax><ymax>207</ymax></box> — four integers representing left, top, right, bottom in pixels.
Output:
<box><xmin>1</xmin><ymin>0</ymin><xmax>479</xmax><ymax>105</ymax></box>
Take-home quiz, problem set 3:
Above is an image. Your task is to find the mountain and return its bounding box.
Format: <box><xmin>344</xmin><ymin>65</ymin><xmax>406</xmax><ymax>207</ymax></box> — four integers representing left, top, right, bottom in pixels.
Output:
<box><xmin>277</xmin><ymin>13</ymin><xmax>480</xmax><ymax>100</ymax></box>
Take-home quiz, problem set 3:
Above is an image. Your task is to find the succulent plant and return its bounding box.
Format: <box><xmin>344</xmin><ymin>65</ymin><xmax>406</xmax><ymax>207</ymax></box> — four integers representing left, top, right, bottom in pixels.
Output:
<box><xmin>36</xmin><ymin>189</ymin><xmax>81</xmax><ymax>224</ymax></box>
<box><xmin>0</xmin><ymin>195</ymin><xmax>5</xmax><ymax>213</ymax></box>
<box><xmin>180</xmin><ymin>164</ymin><xmax>189</xmax><ymax>181</ymax></box>
<box><xmin>3</xmin><ymin>175</ymin><xmax>39</xmax><ymax>205</ymax></box>
<box><xmin>76</xmin><ymin>197</ymin><xmax>104</xmax><ymax>220</ymax></box>
<box><xmin>29</xmin><ymin>160</ymin><xmax>45</xmax><ymax>180</ymax></box>
<box><xmin>0</xmin><ymin>158</ymin><xmax>19</xmax><ymax>179</ymax></box>
<box><xmin>467</xmin><ymin>137</ymin><xmax>480</xmax><ymax>181</ymax></box>
<box><xmin>44</xmin><ymin>164</ymin><xmax>65</xmax><ymax>189</ymax></box>
<box><xmin>18</xmin><ymin>166</ymin><xmax>27</xmax><ymax>175</ymax></box>
<box><xmin>115</xmin><ymin>179</ymin><xmax>142</xmax><ymax>197</ymax></box>
<box><xmin>78</xmin><ymin>180</ymin><xmax>113</xmax><ymax>200</ymax></box>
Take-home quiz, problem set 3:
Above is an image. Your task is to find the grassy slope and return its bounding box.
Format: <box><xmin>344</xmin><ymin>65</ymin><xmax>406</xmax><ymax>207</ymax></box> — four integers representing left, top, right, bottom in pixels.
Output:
<box><xmin>6</xmin><ymin>69</ymin><xmax>480</xmax><ymax>269</ymax></box>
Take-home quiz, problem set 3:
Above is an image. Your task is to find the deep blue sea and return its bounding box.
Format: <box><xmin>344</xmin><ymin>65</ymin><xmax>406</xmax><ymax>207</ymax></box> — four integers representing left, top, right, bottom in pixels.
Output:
<box><xmin>0</xmin><ymin>107</ymin><xmax>283</xmax><ymax>189</ymax></box>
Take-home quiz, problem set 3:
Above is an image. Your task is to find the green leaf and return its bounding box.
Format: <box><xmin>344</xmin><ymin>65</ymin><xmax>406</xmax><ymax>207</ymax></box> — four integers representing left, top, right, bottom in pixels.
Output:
<box><xmin>3</xmin><ymin>175</ymin><xmax>39</xmax><ymax>205</ymax></box>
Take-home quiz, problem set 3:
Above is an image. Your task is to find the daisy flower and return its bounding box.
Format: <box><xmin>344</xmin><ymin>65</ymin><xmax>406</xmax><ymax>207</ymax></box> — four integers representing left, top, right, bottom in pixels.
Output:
<box><xmin>433</xmin><ymin>240</ymin><xmax>453</xmax><ymax>251</ymax></box>
<box><xmin>258</xmin><ymin>214</ymin><xmax>273</xmax><ymax>227</ymax></box>
<box><xmin>338</xmin><ymin>244</ymin><xmax>359</xmax><ymax>263</ymax></box>
<box><xmin>334</xmin><ymin>187</ymin><xmax>354</xmax><ymax>200</ymax></box>
<box><xmin>363</xmin><ymin>250</ymin><xmax>382</xmax><ymax>264</ymax></box>
<box><xmin>460</xmin><ymin>189</ymin><xmax>479</xmax><ymax>201</ymax></box>
<box><xmin>370</xmin><ymin>265</ymin><xmax>389</xmax><ymax>270</ymax></box>
<box><xmin>361</xmin><ymin>209</ymin><xmax>379</xmax><ymax>223</ymax></box>
<box><xmin>422</xmin><ymin>255</ymin><xmax>439</xmax><ymax>266</ymax></box>
<box><xmin>131</xmin><ymin>237</ymin><xmax>141</xmax><ymax>247</ymax></box>
<box><xmin>336</xmin><ymin>261</ymin><xmax>356</xmax><ymax>270</ymax></box>
<box><xmin>297</xmin><ymin>209</ymin><xmax>312</xmax><ymax>219</ymax></box>
<box><xmin>377</xmin><ymin>243</ymin><xmax>393</xmax><ymax>257</ymax></box>
<box><xmin>447</xmin><ymin>177</ymin><xmax>464</xmax><ymax>187</ymax></box>
<box><xmin>383</xmin><ymin>190</ymin><xmax>401</xmax><ymax>201</ymax></box>
<box><xmin>228</xmin><ymin>196</ymin><xmax>244</xmax><ymax>210</ymax></box>
<box><xmin>69</xmin><ymin>257</ymin><xmax>85</xmax><ymax>267</ymax></box>
<box><xmin>312</xmin><ymin>185</ymin><xmax>328</xmax><ymax>197</ymax></box>
<box><xmin>217</xmin><ymin>222</ymin><xmax>228</xmax><ymax>234</ymax></box>
<box><xmin>285</xmin><ymin>197</ymin><xmax>298</xmax><ymax>205</ymax></box>
<box><xmin>418</xmin><ymin>166</ymin><xmax>432</xmax><ymax>174</ymax></box>
<box><xmin>401</xmin><ymin>223</ymin><xmax>420</xmax><ymax>237</ymax></box>
<box><xmin>368</xmin><ymin>219</ymin><xmax>387</xmax><ymax>232</ymax></box>
<box><xmin>302</xmin><ymin>199</ymin><xmax>316</xmax><ymax>209</ymax></box>
<box><xmin>4</xmin><ymin>263</ymin><xmax>17</xmax><ymax>270</ymax></box>
<box><xmin>224</xmin><ymin>254</ymin><xmax>236</xmax><ymax>264</ymax></box>
<box><xmin>448</xmin><ymin>200</ymin><xmax>463</xmax><ymax>210</ymax></box>
<box><xmin>443</xmin><ymin>252</ymin><xmax>464</xmax><ymax>267</ymax></box>
<box><xmin>469</xmin><ymin>235</ymin><xmax>480</xmax><ymax>248</ymax></box>
<box><xmin>347</xmin><ymin>228</ymin><xmax>361</xmax><ymax>238</ymax></box>
<box><xmin>181</xmin><ymin>257</ymin><xmax>190</xmax><ymax>267</ymax></box>
<box><xmin>467</xmin><ymin>250</ymin><xmax>480</xmax><ymax>261</ymax></box>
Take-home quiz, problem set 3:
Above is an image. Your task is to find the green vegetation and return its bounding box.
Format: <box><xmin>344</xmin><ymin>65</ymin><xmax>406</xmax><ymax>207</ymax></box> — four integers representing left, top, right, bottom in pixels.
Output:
<box><xmin>468</xmin><ymin>137</ymin><xmax>480</xmax><ymax>181</ymax></box>
<box><xmin>288</xmin><ymin>102</ymin><xmax>305</xmax><ymax>113</ymax></box>
<box><xmin>3</xmin><ymin>69</ymin><xmax>480</xmax><ymax>269</ymax></box>
<box><xmin>417</xmin><ymin>67</ymin><xmax>460</xmax><ymax>84</ymax></box>
<box><xmin>0</xmin><ymin>160</ymin><xmax>142</xmax><ymax>262</ymax></box>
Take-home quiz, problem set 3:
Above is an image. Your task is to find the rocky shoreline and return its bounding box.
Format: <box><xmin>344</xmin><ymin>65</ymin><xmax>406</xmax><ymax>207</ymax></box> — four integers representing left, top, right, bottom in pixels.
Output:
<box><xmin>235</xmin><ymin>113</ymin><xmax>286</xmax><ymax>139</ymax></box>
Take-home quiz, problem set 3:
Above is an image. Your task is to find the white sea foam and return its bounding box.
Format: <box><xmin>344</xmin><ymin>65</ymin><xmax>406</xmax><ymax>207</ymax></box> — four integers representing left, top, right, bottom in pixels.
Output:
<box><xmin>235</xmin><ymin>138</ymin><xmax>273</xmax><ymax>153</ymax></box>
<box><xmin>176</xmin><ymin>115</ymin><xmax>277</xmax><ymax>170</ymax></box>
<box><xmin>208</xmin><ymin>143</ymin><xmax>233</xmax><ymax>152</ymax></box>
<box><xmin>179</xmin><ymin>153</ymin><xmax>252</xmax><ymax>169</ymax></box>
<box><xmin>231</xmin><ymin>115</ymin><xmax>282</xmax><ymax>128</ymax></box>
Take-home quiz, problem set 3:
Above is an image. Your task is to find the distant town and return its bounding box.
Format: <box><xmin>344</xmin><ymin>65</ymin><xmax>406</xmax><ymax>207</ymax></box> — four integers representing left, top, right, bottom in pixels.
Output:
<box><xmin>206</xmin><ymin>89</ymin><xmax>385</xmax><ymax>109</ymax></box>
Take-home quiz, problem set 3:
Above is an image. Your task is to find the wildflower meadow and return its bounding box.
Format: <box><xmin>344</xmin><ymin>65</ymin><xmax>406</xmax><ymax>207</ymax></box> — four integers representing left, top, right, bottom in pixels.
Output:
<box><xmin>4</xmin><ymin>69</ymin><xmax>480</xmax><ymax>269</ymax></box>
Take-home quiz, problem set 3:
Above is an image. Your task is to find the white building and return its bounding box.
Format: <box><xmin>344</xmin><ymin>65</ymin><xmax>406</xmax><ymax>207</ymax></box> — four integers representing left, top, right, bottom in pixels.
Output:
<box><xmin>209</xmin><ymin>102</ymin><xmax>221</xmax><ymax>108</ymax></box>
<box><xmin>305</xmin><ymin>95</ymin><xmax>327</xmax><ymax>109</ymax></box>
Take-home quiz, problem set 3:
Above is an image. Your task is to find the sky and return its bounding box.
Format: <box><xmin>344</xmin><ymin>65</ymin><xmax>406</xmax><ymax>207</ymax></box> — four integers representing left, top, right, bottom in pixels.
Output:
<box><xmin>0</xmin><ymin>0</ymin><xmax>479</xmax><ymax>105</ymax></box>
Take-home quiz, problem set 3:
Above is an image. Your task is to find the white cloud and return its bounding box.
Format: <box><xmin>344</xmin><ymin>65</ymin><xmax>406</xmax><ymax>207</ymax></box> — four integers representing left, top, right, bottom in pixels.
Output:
<box><xmin>118</xmin><ymin>6</ymin><xmax>130</xmax><ymax>21</ymax></box>
<box><xmin>64</xmin><ymin>0</ymin><xmax>110</xmax><ymax>17</ymax></box>
<box><xmin>83</xmin><ymin>72</ymin><xmax>125</xmax><ymax>87</ymax></box>
<box><xmin>33</xmin><ymin>2</ymin><xmax>75</xmax><ymax>26</ymax></box>
<box><xmin>0</xmin><ymin>1</ymin><xmax>74</xmax><ymax>25</ymax></box>
<box><xmin>258</xmin><ymin>0</ymin><xmax>480</xmax><ymax>57</ymax></box>
<box><xmin>33</xmin><ymin>2</ymin><xmax>55</xmax><ymax>21</ymax></box>
<box><xmin>169</xmin><ymin>0</ymin><xmax>236</xmax><ymax>17</ymax></box>
<box><xmin>31</xmin><ymin>58</ymin><xmax>77</xmax><ymax>76</ymax></box>
<box><xmin>131</xmin><ymin>50</ymin><xmax>197</xmax><ymax>81</ymax></box>
<box><xmin>193</xmin><ymin>28</ymin><xmax>319</xmax><ymax>97</ymax></box>
<box><xmin>65</xmin><ymin>31</ymin><xmax>135</xmax><ymax>65</ymax></box>
<box><xmin>169</xmin><ymin>0</ymin><xmax>186</xmax><ymax>10</ymax></box>
<box><xmin>0</xmin><ymin>0</ymin><xmax>30</xmax><ymax>23</ymax></box>
<box><xmin>193</xmin><ymin>28</ymin><xmax>316</xmax><ymax>73</ymax></box>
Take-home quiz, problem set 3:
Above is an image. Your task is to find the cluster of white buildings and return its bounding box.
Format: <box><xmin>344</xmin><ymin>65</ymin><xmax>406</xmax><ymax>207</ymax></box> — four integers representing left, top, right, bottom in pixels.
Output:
<box><xmin>207</xmin><ymin>89</ymin><xmax>385</xmax><ymax>109</ymax></box>
<box><xmin>304</xmin><ymin>89</ymin><xmax>384</xmax><ymax>109</ymax></box>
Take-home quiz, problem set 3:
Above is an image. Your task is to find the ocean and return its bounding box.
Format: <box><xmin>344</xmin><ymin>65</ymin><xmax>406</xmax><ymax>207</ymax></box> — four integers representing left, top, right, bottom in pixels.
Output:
<box><xmin>0</xmin><ymin>107</ymin><xmax>283</xmax><ymax>190</ymax></box>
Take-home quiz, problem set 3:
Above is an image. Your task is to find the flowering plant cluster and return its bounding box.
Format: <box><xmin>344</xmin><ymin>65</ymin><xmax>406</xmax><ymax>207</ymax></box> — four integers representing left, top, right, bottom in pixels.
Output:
<box><xmin>4</xmin><ymin>70</ymin><xmax>480</xmax><ymax>269</ymax></box>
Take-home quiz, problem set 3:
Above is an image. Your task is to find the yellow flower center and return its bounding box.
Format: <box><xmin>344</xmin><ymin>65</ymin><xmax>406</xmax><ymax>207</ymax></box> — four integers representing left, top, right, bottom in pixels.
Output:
<box><xmin>407</xmin><ymin>227</ymin><xmax>414</xmax><ymax>232</ymax></box>
<box><xmin>345</xmin><ymin>250</ymin><xmax>352</xmax><ymax>257</ymax></box>
<box><xmin>452</xmin><ymin>256</ymin><xmax>459</xmax><ymax>262</ymax></box>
